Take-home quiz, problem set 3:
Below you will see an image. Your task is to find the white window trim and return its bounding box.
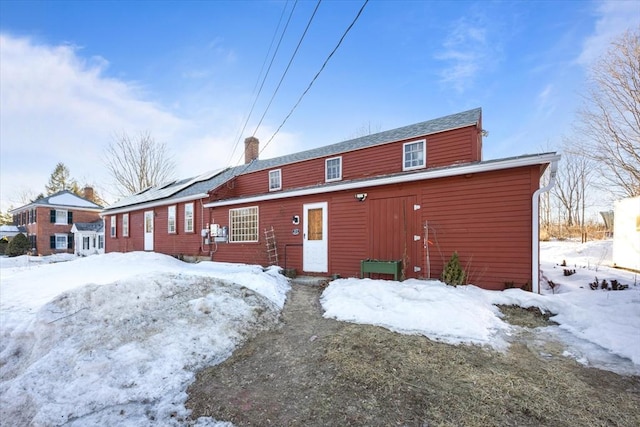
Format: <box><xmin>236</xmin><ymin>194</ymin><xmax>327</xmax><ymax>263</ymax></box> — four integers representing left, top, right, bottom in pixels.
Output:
<box><xmin>184</xmin><ymin>203</ymin><xmax>194</xmax><ymax>233</ymax></box>
<box><xmin>55</xmin><ymin>233</ymin><xmax>68</xmax><ymax>250</ymax></box>
<box><xmin>403</xmin><ymin>139</ymin><xmax>426</xmax><ymax>171</ymax></box>
<box><xmin>55</xmin><ymin>209</ymin><xmax>68</xmax><ymax>225</ymax></box>
<box><xmin>122</xmin><ymin>213</ymin><xmax>129</xmax><ymax>237</ymax></box>
<box><xmin>229</xmin><ymin>206</ymin><xmax>259</xmax><ymax>243</ymax></box>
<box><xmin>110</xmin><ymin>216</ymin><xmax>117</xmax><ymax>238</ymax></box>
<box><xmin>168</xmin><ymin>205</ymin><xmax>177</xmax><ymax>234</ymax></box>
<box><xmin>269</xmin><ymin>169</ymin><xmax>282</xmax><ymax>191</ymax></box>
<box><xmin>325</xmin><ymin>156</ymin><xmax>342</xmax><ymax>182</ymax></box>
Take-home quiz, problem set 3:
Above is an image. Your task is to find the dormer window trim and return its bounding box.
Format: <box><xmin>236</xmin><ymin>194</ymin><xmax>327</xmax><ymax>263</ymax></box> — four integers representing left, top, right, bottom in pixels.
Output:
<box><xmin>325</xmin><ymin>156</ymin><xmax>342</xmax><ymax>182</ymax></box>
<box><xmin>403</xmin><ymin>139</ymin><xmax>426</xmax><ymax>171</ymax></box>
<box><xmin>269</xmin><ymin>169</ymin><xmax>282</xmax><ymax>192</ymax></box>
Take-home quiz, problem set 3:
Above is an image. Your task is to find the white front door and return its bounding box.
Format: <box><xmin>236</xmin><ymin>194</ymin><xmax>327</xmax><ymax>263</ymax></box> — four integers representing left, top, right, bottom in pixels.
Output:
<box><xmin>303</xmin><ymin>202</ymin><xmax>328</xmax><ymax>273</ymax></box>
<box><xmin>144</xmin><ymin>211</ymin><xmax>154</xmax><ymax>251</ymax></box>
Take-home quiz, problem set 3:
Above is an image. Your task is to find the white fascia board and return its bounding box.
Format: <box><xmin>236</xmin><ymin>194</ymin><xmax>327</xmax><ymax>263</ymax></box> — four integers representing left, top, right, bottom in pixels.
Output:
<box><xmin>205</xmin><ymin>153</ymin><xmax>560</xmax><ymax>208</ymax></box>
<box><xmin>100</xmin><ymin>194</ymin><xmax>208</xmax><ymax>217</ymax></box>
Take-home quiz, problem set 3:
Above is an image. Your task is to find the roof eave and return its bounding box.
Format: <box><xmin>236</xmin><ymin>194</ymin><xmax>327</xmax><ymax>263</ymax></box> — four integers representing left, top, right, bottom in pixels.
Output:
<box><xmin>204</xmin><ymin>152</ymin><xmax>560</xmax><ymax>208</ymax></box>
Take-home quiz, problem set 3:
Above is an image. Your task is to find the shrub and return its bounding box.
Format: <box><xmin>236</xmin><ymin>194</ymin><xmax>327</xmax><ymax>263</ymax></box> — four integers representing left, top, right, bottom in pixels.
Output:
<box><xmin>6</xmin><ymin>233</ymin><xmax>30</xmax><ymax>257</ymax></box>
<box><xmin>0</xmin><ymin>237</ymin><xmax>8</xmax><ymax>255</ymax></box>
<box><xmin>441</xmin><ymin>251</ymin><xmax>466</xmax><ymax>286</ymax></box>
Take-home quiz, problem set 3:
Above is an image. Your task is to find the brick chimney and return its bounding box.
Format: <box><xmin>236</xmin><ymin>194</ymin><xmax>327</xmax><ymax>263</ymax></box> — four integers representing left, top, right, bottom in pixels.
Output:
<box><xmin>83</xmin><ymin>186</ymin><xmax>95</xmax><ymax>201</ymax></box>
<box><xmin>244</xmin><ymin>136</ymin><xmax>259</xmax><ymax>164</ymax></box>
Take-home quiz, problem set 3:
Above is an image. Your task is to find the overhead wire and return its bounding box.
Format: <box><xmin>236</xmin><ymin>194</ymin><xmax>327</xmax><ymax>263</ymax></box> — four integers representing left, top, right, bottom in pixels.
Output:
<box><xmin>225</xmin><ymin>0</ymin><xmax>298</xmax><ymax>166</ymax></box>
<box><xmin>229</xmin><ymin>0</ymin><xmax>369</xmax><ymax>179</ymax></box>
<box><xmin>250</xmin><ymin>0</ymin><xmax>323</xmax><ymax>138</ymax></box>
<box><xmin>256</xmin><ymin>0</ymin><xmax>369</xmax><ymax>160</ymax></box>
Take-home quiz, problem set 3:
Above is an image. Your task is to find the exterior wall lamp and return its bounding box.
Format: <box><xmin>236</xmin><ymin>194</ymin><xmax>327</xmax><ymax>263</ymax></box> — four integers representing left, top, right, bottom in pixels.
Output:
<box><xmin>355</xmin><ymin>193</ymin><xmax>367</xmax><ymax>202</ymax></box>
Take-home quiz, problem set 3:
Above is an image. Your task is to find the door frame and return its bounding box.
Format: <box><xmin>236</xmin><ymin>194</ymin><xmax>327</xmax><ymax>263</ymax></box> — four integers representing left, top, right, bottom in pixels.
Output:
<box><xmin>144</xmin><ymin>210</ymin><xmax>154</xmax><ymax>251</ymax></box>
<box><xmin>303</xmin><ymin>202</ymin><xmax>328</xmax><ymax>273</ymax></box>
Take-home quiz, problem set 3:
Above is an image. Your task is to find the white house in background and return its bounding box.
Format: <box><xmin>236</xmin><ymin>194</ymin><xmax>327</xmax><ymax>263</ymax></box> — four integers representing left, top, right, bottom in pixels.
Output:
<box><xmin>71</xmin><ymin>220</ymin><xmax>105</xmax><ymax>256</ymax></box>
<box><xmin>0</xmin><ymin>225</ymin><xmax>25</xmax><ymax>240</ymax></box>
<box><xmin>612</xmin><ymin>196</ymin><xmax>640</xmax><ymax>272</ymax></box>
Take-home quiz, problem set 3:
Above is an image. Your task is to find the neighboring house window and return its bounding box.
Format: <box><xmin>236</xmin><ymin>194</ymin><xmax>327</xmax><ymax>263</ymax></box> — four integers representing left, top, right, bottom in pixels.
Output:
<box><xmin>403</xmin><ymin>140</ymin><xmax>426</xmax><ymax>170</ymax></box>
<box><xmin>184</xmin><ymin>203</ymin><xmax>194</xmax><ymax>233</ymax></box>
<box><xmin>168</xmin><ymin>205</ymin><xmax>176</xmax><ymax>234</ymax></box>
<box><xmin>98</xmin><ymin>235</ymin><xmax>104</xmax><ymax>249</ymax></box>
<box><xmin>83</xmin><ymin>236</ymin><xmax>90</xmax><ymax>250</ymax></box>
<box><xmin>269</xmin><ymin>169</ymin><xmax>282</xmax><ymax>191</ymax></box>
<box><xmin>122</xmin><ymin>213</ymin><xmax>129</xmax><ymax>237</ymax></box>
<box><xmin>110</xmin><ymin>216</ymin><xmax>116</xmax><ymax>237</ymax></box>
<box><xmin>51</xmin><ymin>233</ymin><xmax>68</xmax><ymax>250</ymax></box>
<box><xmin>325</xmin><ymin>157</ymin><xmax>342</xmax><ymax>182</ymax></box>
<box><xmin>229</xmin><ymin>206</ymin><xmax>259</xmax><ymax>242</ymax></box>
<box><xmin>51</xmin><ymin>209</ymin><xmax>71</xmax><ymax>225</ymax></box>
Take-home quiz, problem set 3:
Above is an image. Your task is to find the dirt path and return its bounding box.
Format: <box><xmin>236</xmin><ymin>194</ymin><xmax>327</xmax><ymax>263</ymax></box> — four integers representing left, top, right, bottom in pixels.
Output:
<box><xmin>186</xmin><ymin>282</ymin><xmax>640</xmax><ymax>426</ymax></box>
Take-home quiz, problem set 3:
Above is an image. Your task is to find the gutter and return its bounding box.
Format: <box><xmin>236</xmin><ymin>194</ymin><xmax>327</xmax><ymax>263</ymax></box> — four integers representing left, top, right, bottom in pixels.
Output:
<box><xmin>531</xmin><ymin>156</ymin><xmax>559</xmax><ymax>293</ymax></box>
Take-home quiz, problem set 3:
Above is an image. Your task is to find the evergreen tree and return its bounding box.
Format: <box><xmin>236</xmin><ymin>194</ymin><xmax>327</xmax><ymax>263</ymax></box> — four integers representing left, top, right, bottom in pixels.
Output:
<box><xmin>45</xmin><ymin>162</ymin><xmax>78</xmax><ymax>195</ymax></box>
<box><xmin>0</xmin><ymin>209</ymin><xmax>12</xmax><ymax>225</ymax></box>
<box><xmin>441</xmin><ymin>251</ymin><xmax>466</xmax><ymax>286</ymax></box>
<box><xmin>6</xmin><ymin>233</ymin><xmax>30</xmax><ymax>257</ymax></box>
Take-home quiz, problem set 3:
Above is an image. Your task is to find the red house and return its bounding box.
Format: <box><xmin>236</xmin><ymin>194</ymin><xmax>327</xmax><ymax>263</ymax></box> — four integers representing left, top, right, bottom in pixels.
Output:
<box><xmin>102</xmin><ymin>108</ymin><xmax>559</xmax><ymax>291</ymax></box>
<box><xmin>10</xmin><ymin>189</ymin><xmax>103</xmax><ymax>256</ymax></box>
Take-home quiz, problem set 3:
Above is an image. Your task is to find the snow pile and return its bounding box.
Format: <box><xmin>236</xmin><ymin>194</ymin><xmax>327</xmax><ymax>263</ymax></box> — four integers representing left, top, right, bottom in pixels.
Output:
<box><xmin>322</xmin><ymin>279</ymin><xmax>510</xmax><ymax>349</ymax></box>
<box><xmin>0</xmin><ymin>252</ymin><xmax>289</xmax><ymax>426</ymax></box>
<box><xmin>321</xmin><ymin>240</ymin><xmax>640</xmax><ymax>375</ymax></box>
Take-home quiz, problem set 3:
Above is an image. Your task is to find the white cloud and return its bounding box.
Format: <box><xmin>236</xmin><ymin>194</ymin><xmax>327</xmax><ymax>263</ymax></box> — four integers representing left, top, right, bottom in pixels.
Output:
<box><xmin>0</xmin><ymin>34</ymin><xmax>188</xmax><ymax>210</ymax></box>
<box><xmin>435</xmin><ymin>13</ymin><xmax>498</xmax><ymax>93</ymax></box>
<box><xmin>577</xmin><ymin>0</ymin><xmax>639</xmax><ymax>65</ymax></box>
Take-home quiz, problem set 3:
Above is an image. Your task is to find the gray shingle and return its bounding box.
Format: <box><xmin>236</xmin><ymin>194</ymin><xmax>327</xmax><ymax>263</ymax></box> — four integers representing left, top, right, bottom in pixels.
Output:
<box><xmin>103</xmin><ymin>108</ymin><xmax>481</xmax><ymax>211</ymax></box>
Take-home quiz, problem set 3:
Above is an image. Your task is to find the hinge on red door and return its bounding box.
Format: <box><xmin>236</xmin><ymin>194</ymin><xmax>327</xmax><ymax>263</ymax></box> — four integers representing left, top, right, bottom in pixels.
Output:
<box><xmin>414</xmin><ymin>204</ymin><xmax>421</xmax><ymax>210</ymax></box>
<box><xmin>414</xmin><ymin>266</ymin><xmax>421</xmax><ymax>272</ymax></box>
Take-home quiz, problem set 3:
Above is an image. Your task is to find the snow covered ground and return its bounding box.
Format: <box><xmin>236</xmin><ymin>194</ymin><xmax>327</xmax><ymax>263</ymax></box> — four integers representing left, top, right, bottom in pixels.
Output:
<box><xmin>1</xmin><ymin>240</ymin><xmax>638</xmax><ymax>426</ymax></box>
<box><xmin>322</xmin><ymin>239</ymin><xmax>640</xmax><ymax>375</ymax></box>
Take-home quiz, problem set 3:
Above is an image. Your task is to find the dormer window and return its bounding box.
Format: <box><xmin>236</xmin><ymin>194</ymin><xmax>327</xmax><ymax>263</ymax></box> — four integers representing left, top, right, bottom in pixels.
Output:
<box><xmin>325</xmin><ymin>157</ymin><xmax>342</xmax><ymax>182</ymax></box>
<box><xmin>269</xmin><ymin>169</ymin><xmax>282</xmax><ymax>191</ymax></box>
<box><xmin>403</xmin><ymin>140</ymin><xmax>426</xmax><ymax>170</ymax></box>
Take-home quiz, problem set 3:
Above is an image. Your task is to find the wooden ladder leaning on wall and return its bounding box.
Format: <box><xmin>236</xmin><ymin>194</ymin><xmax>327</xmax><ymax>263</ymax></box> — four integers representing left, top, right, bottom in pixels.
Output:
<box><xmin>264</xmin><ymin>226</ymin><xmax>278</xmax><ymax>266</ymax></box>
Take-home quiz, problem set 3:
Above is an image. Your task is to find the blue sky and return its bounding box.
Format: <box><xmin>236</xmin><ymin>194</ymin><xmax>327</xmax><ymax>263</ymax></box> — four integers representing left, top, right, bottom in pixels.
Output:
<box><xmin>0</xmin><ymin>0</ymin><xmax>637</xmax><ymax>211</ymax></box>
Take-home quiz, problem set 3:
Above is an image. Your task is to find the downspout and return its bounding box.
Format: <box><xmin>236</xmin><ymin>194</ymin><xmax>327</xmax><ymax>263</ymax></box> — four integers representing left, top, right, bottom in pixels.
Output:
<box><xmin>531</xmin><ymin>158</ymin><xmax>558</xmax><ymax>294</ymax></box>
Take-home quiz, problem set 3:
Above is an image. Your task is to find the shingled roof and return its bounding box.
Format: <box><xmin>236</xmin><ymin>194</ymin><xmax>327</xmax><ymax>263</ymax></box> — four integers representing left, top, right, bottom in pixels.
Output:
<box><xmin>103</xmin><ymin>108</ymin><xmax>481</xmax><ymax>212</ymax></box>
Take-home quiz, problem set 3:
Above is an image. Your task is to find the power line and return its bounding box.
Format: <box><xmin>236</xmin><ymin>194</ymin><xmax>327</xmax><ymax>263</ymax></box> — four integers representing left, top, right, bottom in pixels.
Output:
<box><xmin>250</xmin><ymin>0</ymin><xmax>322</xmax><ymax>138</ymax></box>
<box><xmin>226</xmin><ymin>0</ymin><xmax>298</xmax><ymax>166</ymax></box>
<box><xmin>257</xmin><ymin>0</ymin><xmax>369</xmax><ymax>160</ymax></box>
<box><xmin>226</xmin><ymin>1</ymin><xmax>297</xmax><ymax>166</ymax></box>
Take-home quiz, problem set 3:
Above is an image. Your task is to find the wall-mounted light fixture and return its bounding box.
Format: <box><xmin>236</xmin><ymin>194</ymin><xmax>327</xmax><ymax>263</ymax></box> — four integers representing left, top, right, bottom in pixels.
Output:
<box><xmin>292</xmin><ymin>215</ymin><xmax>300</xmax><ymax>225</ymax></box>
<box><xmin>355</xmin><ymin>193</ymin><xmax>367</xmax><ymax>202</ymax></box>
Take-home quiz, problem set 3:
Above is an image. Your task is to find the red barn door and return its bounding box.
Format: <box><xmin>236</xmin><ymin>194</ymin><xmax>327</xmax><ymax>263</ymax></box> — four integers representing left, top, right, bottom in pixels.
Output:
<box><xmin>368</xmin><ymin>195</ymin><xmax>420</xmax><ymax>279</ymax></box>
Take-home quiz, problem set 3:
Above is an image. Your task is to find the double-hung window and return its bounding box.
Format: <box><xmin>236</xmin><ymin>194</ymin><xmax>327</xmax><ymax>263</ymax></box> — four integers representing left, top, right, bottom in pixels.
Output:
<box><xmin>269</xmin><ymin>169</ymin><xmax>282</xmax><ymax>191</ymax></box>
<box><xmin>168</xmin><ymin>205</ymin><xmax>177</xmax><ymax>234</ymax></box>
<box><xmin>55</xmin><ymin>233</ymin><xmax>68</xmax><ymax>250</ymax></box>
<box><xmin>229</xmin><ymin>206</ymin><xmax>259</xmax><ymax>242</ymax></box>
<box><xmin>184</xmin><ymin>203</ymin><xmax>194</xmax><ymax>233</ymax></box>
<box><xmin>52</xmin><ymin>209</ymin><xmax>70</xmax><ymax>224</ymax></box>
<box><xmin>403</xmin><ymin>140</ymin><xmax>426</xmax><ymax>170</ymax></box>
<box><xmin>110</xmin><ymin>216</ymin><xmax>116</xmax><ymax>237</ymax></box>
<box><xmin>325</xmin><ymin>157</ymin><xmax>342</xmax><ymax>182</ymax></box>
<box><xmin>122</xmin><ymin>213</ymin><xmax>129</xmax><ymax>237</ymax></box>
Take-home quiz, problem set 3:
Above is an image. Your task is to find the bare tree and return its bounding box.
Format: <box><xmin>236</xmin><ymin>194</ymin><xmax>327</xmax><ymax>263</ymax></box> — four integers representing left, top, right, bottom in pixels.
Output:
<box><xmin>578</xmin><ymin>27</ymin><xmax>640</xmax><ymax>197</ymax></box>
<box><xmin>104</xmin><ymin>131</ymin><xmax>176</xmax><ymax>196</ymax></box>
<box><xmin>552</xmin><ymin>145</ymin><xmax>593</xmax><ymax>231</ymax></box>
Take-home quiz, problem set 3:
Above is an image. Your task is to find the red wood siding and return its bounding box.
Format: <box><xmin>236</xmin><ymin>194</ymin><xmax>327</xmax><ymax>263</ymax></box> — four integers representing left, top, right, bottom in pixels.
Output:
<box><xmin>106</xmin><ymin>200</ymin><xmax>207</xmax><ymax>257</ymax></box>
<box><xmin>208</xmin><ymin>164</ymin><xmax>539</xmax><ymax>290</ymax></box>
<box><xmin>211</xmin><ymin>124</ymin><xmax>482</xmax><ymax>203</ymax></box>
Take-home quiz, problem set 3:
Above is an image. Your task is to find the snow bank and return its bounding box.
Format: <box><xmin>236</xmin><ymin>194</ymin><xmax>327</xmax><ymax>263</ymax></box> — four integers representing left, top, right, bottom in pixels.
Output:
<box><xmin>0</xmin><ymin>252</ymin><xmax>290</xmax><ymax>426</ymax></box>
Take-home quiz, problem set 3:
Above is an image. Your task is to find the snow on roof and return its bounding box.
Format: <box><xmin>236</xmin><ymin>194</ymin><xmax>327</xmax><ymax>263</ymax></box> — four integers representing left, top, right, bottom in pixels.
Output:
<box><xmin>48</xmin><ymin>192</ymin><xmax>99</xmax><ymax>208</ymax></box>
